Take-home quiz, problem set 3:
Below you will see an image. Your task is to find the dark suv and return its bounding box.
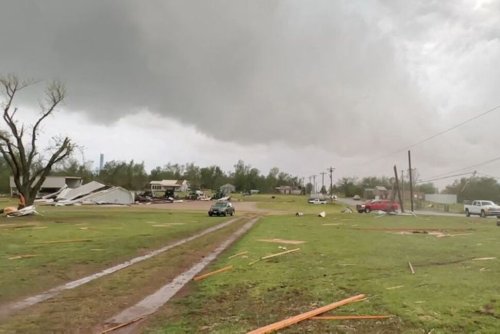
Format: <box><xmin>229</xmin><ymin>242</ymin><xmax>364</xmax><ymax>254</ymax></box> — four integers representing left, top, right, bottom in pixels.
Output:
<box><xmin>208</xmin><ymin>201</ymin><xmax>235</xmax><ymax>216</ymax></box>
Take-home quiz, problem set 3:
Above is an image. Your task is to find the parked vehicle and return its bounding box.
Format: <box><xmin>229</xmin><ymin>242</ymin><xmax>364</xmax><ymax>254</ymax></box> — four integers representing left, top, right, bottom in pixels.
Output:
<box><xmin>356</xmin><ymin>199</ymin><xmax>399</xmax><ymax>213</ymax></box>
<box><xmin>464</xmin><ymin>200</ymin><xmax>500</xmax><ymax>218</ymax></box>
<box><xmin>208</xmin><ymin>201</ymin><xmax>235</xmax><ymax>216</ymax></box>
<box><xmin>352</xmin><ymin>195</ymin><xmax>361</xmax><ymax>200</ymax></box>
<box><xmin>308</xmin><ymin>198</ymin><xmax>327</xmax><ymax>204</ymax></box>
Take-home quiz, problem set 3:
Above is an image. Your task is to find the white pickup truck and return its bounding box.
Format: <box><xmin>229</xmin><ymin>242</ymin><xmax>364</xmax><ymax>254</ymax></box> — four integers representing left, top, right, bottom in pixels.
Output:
<box><xmin>464</xmin><ymin>200</ymin><xmax>500</xmax><ymax>218</ymax></box>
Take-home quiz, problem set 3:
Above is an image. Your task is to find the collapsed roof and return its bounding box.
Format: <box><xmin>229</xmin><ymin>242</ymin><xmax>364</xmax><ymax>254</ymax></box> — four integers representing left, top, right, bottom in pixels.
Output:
<box><xmin>37</xmin><ymin>181</ymin><xmax>135</xmax><ymax>205</ymax></box>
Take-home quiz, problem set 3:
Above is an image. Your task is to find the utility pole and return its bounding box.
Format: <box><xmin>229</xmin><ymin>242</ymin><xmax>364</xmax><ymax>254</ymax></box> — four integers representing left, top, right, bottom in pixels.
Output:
<box><xmin>408</xmin><ymin>150</ymin><xmax>414</xmax><ymax>212</ymax></box>
<box><xmin>320</xmin><ymin>172</ymin><xmax>326</xmax><ymax>193</ymax></box>
<box><xmin>401</xmin><ymin>170</ymin><xmax>405</xmax><ymax>203</ymax></box>
<box><xmin>394</xmin><ymin>165</ymin><xmax>404</xmax><ymax>212</ymax></box>
<box><xmin>312</xmin><ymin>175</ymin><xmax>317</xmax><ymax>194</ymax></box>
<box><xmin>328</xmin><ymin>167</ymin><xmax>335</xmax><ymax>196</ymax></box>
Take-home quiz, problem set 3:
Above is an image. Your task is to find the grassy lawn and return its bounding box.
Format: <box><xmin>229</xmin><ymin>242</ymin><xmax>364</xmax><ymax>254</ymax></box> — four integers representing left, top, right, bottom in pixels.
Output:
<box><xmin>0</xmin><ymin>205</ymin><xmax>227</xmax><ymax>304</ymax></box>
<box><xmin>144</xmin><ymin>208</ymin><xmax>500</xmax><ymax>333</ymax></box>
<box><xmin>238</xmin><ymin>194</ymin><xmax>344</xmax><ymax>214</ymax></box>
<box><xmin>1</xmin><ymin>196</ymin><xmax>499</xmax><ymax>333</ymax></box>
<box><xmin>0</xmin><ymin>216</ymin><xmax>249</xmax><ymax>333</ymax></box>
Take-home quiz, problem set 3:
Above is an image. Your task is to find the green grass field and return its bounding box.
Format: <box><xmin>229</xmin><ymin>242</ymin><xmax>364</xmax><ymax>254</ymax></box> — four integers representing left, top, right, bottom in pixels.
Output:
<box><xmin>0</xmin><ymin>205</ymin><xmax>224</xmax><ymax>304</ymax></box>
<box><xmin>1</xmin><ymin>196</ymin><xmax>499</xmax><ymax>333</ymax></box>
<box><xmin>143</xmin><ymin>197</ymin><xmax>500</xmax><ymax>333</ymax></box>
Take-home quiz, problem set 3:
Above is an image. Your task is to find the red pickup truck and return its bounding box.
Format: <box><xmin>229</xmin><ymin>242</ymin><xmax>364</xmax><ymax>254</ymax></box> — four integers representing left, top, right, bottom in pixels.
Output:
<box><xmin>356</xmin><ymin>199</ymin><xmax>400</xmax><ymax>213</ymax></box>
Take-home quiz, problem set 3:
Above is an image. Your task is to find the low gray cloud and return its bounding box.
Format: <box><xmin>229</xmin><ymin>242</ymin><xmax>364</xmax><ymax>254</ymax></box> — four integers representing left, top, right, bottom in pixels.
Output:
<box><xmin>1</xmin><ymin>0</ymin><xmax>500</xmax><ymax>176</ymax></box>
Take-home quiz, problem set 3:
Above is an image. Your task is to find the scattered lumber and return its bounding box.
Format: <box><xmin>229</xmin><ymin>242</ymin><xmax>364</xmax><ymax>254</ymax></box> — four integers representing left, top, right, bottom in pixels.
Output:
<box><xmin>229</xmin><ymin>251</ymin><xmax>248</xmax><ymax>259</ymax></box>
<box><xmin>193</xmin><ymin>265</ymin><xmax>233</xmax><ymax>281</ymax></box>
<box><xmin>36</xmin><ymin>239</ymin><xmax>93</xmax><ymax>244</ymax></box>
<box><xmin>408</xmin><ymin>261</ymin><xmax>415</xmax><ymax>274</ymax></box>
<box><xmin>249</xmin><ymin>248</ymin><xmax>300</xmax><ymax>265</ymax></box>
<box><xmin>312</xmin><ymin>315</ymin><xmax>392</xmax><ymax>320</ymax></box>
<box><xmin>247</xmin><ymin>294</ymin><xmax>366</xmax><ymax>334</ymax></box>
<box><xmin>100</xmin><ymin>316</ymin><xmax>144</xmax><ymax>334</ymax></box>
<box><xmin>386</xmin><ymin>285</ymin><xmax>404</xmax><ymax>290</ymax></box>
<box><xmin>8</xmin><ymin>254</ymin><xmax>38</xmax><ymax>260</ymax></box>
<box><xmin>257</xmin><ymin>239</ymin><xmax>305</xmax><ymax>245</ymax></box>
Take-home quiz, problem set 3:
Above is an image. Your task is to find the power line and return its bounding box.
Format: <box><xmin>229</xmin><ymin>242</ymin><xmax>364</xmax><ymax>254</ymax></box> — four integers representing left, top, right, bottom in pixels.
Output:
<box><xmin>417</xmin><ymin>171</ymin><xmax>475</xmax><ymax>184</ymax></box>
<box><xmin>372</xmin><ymin>104</ymin><xmax>500</xmax><ymax>162</ymax></box>
<box><xmin>420</xmin><ymin>155</ymin><xmax>500</xmax><ymax>182</ymax></box>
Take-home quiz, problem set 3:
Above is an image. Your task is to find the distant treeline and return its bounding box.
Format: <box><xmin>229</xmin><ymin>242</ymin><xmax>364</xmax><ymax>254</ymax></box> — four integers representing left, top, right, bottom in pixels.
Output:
<box><xmin>0</xmin><ymin>158</ymin><xmax>302</xmax><ymax>194</ymax></box>
<box><xmin>1</xmin><ymin>157</ymin><xmax>498</xmax><ymax>201</ymax></box>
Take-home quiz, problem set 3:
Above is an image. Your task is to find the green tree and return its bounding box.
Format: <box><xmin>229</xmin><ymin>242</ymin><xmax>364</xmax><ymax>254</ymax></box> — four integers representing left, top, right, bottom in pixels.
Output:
<box><xmin>52</xmin><ymin>158</ymin><xmax>94</xmax><ymax>183</ymax></box>
<box><xmin>444</xmin><ymin>177</ymin><xmax>500</xmax><ymax>203</ymax></box>
<box><xmin>336</xmin><ymin>177</ymin><xmax>360</xmax><ymax>197</ymax></box>
<box><xmin>200</xmin><ymin>165</ymin><xmax>226</xmax><ymax>190</ymax></box>
<box><xmin>183</xmin><ymin>163</ymin><xmax>201</xmax><ymax>189</ymax></box>
<box><xmin>98</xmin><ymin>160</ymin><xmax>147</xmax><ymax>190</ymax></box>
<box><xmin>233</xmin><ymin>160</ymin><xmax>250</xmax><ymax>191</ymax></box>
<box><xmin>416</xmin><ymin>182</ymin><xmax>436</xmax><ymax>194</ymax></box>
<box><xmin>150</xmin><ymin>163</ymin><xmax>184</xmax><ymax>181</ymax></box>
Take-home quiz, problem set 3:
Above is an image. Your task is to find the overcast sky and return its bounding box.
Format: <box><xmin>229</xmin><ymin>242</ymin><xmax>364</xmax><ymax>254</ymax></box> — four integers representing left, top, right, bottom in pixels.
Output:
<box><xmin>1</xmin><ymin>0</ymin><xmax>500</xmax><ymax>189</ymax></box>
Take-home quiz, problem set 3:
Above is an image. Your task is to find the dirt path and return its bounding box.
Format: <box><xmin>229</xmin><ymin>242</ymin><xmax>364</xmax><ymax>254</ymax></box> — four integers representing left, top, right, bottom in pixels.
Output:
<box><xmin>102</xmin><ymin>217</ymin><xmax>259</xmax><ymax>334</ymax></box>
<box><xmin>0</xmin><ymin>217</ymin><xmax>242</xmax><ymax>320</ymax></box>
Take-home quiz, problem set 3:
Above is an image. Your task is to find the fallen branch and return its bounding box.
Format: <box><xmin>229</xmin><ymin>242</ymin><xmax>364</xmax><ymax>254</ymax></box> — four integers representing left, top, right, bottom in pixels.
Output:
<box><xmin>249</xmin><ymin>248</ymin><xmax>300</xmax><ymax>265</ymax></box>
<box><xmin>229</xmin><ymin>251</ymin><xmax>248</xmax><ymax>259</ymax></box>
<box><xmin>246</xmin><ymin>294</ymin><xmax>366</xmax><ymax>334</ymax></box>
<box><xmin>100</xmin><ymin>316</ymin><xmax>144</xmax><ymax>334</ymax></box>
<box><xmin>312</xmin><ymin>315</ymin><xmax>392</xmax><ymax>320</ymax></box>
<box><xmin>193</xmin><ymin>265</ymin><xmax>233</xmax><ymax>281</ymax></box>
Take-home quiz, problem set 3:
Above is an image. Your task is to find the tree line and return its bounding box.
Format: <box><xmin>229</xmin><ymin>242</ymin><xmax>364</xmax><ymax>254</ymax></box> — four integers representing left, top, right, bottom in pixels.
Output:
<box><xmin>3</xmin><ymin>155</ymin><xmax>500</xmax><ymax>202</ymax></box>
<box><xmin>0</xmin><ymin>158</ymin><xmax>302</xmax><ymax>194</ymax></box>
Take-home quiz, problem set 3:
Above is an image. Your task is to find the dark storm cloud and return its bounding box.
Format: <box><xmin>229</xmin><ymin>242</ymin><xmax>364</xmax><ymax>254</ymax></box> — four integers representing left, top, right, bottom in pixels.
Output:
<box><xmin>1</xmin><ymin>0</ymin><xmax>499</xmax><ymax>163</ymax></box>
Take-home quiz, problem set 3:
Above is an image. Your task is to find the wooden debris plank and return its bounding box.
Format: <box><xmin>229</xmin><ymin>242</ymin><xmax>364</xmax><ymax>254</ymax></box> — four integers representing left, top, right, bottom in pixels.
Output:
<box><xmin>8</xmin><ymin>254</ymin><xmax>38</xmax><ymax>260</ymax></box>
<box><xmin>408</xmin><ymin>261</ymin><xmax>415</xmax><ymax>274</ymax></box>
<box><xmin>229</xmin><ymin>251</ymin><xmax>248</xmax><ymax>259</ymax></box>
<box><xmin>386</xmin><ymin>285</ymin><xmax>404</xmax><ymax>290</ymax></box>
<box><xmin>100</xmin><ymin>317</ymin><xmax>144</xmax><ymax>334</ymax></box>
<box><xmin>312</xmin><ymin>315</ymin><xmax>392</xmax><ymax>320</ymax></box>
<box><xmin>249</xmin><ymin>248</ymin><xmax>300</xmax><ymax>265</ymax></box>
<box><xmin>193</xmin><ymin>265</ymin><xmax>233</xmax><ymax>281</ymax></box>
<box><xmin>257</xmin><ymin>239</ymin><xmax>305</xmax><ymax>245</ymax></box>
<box><xmin>37</xmin><ymin>239</ymin><xmax>92</xmax><ymax>244</ymax></box>
<box><xmin>261</xmin><ymin>248</ymin><xmax>300</xmax><ymax>260</ymax></box>
<box><xmin>246</xmin><ymin>294</ymin><xmax>366</xmax><ymax>334</ymax></box>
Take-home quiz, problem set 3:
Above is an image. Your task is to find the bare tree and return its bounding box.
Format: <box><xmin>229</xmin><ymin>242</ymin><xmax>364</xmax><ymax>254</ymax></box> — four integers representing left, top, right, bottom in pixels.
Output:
<box><xmin>0</xmin><ymin>74</ymin><xmax>74</xmax><ymax>205</ymax></box>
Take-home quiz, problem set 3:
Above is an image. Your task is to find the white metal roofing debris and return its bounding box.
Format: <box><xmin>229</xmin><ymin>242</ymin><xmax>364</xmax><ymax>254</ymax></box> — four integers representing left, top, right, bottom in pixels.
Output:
<box><xmin>150</xmin><ymin>180</ymin><xmax>185</xmax><ymax>187</ymax></box>
<box><xmin>41</xmin><ymin>185</ymin><xmax>68</xmax><ymax>199</ymax></box>
<box><xmin>76</xmin><ymin>186</ymin><xmax>134</xmax><ymax>205</ymax></box>
<box><xmin>56</xmin><ymin>181</ymin><xmax>106</xmax><ymax>201</ymax></box>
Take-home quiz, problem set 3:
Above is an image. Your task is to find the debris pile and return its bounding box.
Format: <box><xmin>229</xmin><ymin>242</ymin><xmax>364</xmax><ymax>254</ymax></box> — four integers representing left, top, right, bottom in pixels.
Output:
<box><xmin>1</xmin><ymin>205</ymin><xmax>39</xmax><ymax>217</ymax></box>
<box><xmin>36</xmin><ymin>181</ymin><xmax>134</xmax><ymax>206</ymax></box>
